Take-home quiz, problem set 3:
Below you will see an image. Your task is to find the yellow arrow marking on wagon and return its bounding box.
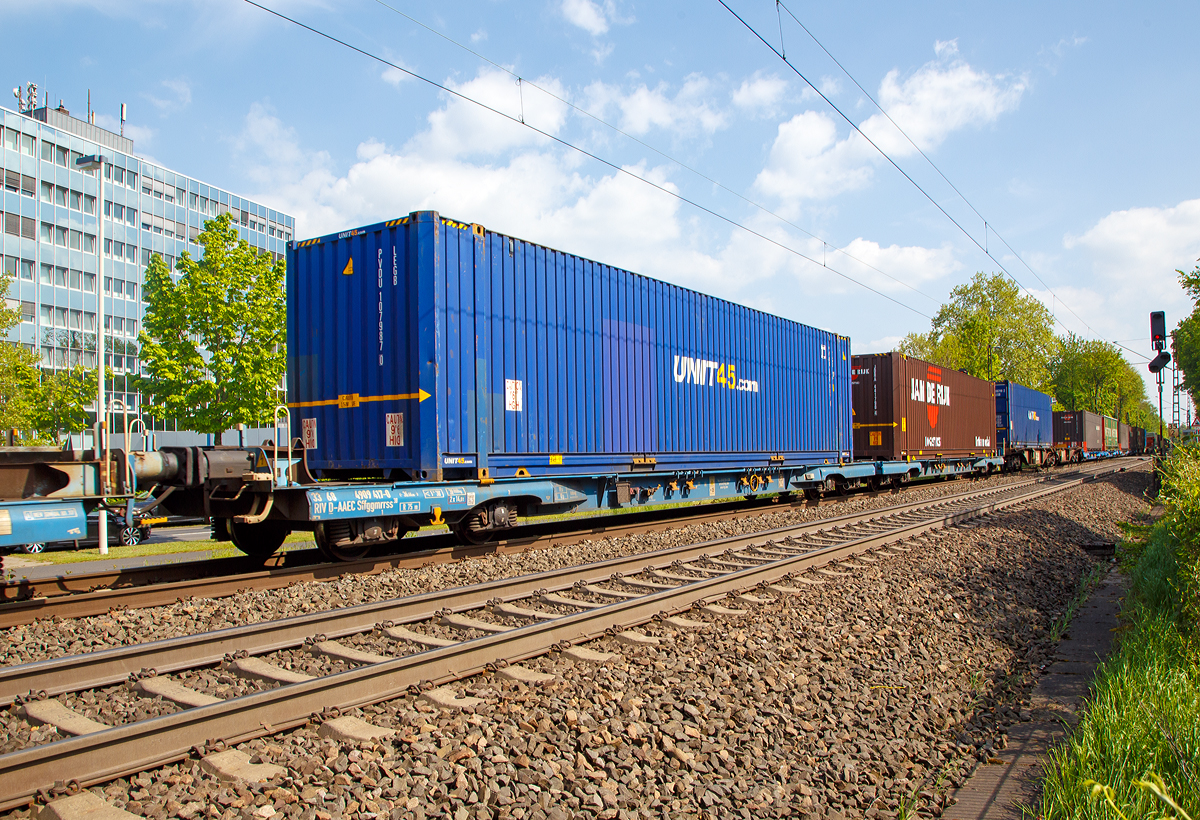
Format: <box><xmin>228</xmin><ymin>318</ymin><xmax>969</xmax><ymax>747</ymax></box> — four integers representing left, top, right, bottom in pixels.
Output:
<box><xmin>288</xmin><ymin>389</ymin><xmax>431</xmax><ymax>409</ymax></box>
<box><xmin>342</xmin><ymin>258</ymin><xmax>354</xmax><ymax>275</ymax></box>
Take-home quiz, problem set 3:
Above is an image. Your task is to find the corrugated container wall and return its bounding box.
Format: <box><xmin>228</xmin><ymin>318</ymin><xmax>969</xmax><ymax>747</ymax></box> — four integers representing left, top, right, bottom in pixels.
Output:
<box><xmin>1103</xmin><ymin>416</ymin><xmax>1119</xmax><ymax>450</ymax></box>
<box><xmin>288</xmin><ymin>211</ymin><xmax>853</xmax><ymax>479</ymax></box>
<box><xmin>1053</xmin><ymin>410</ymin><xmax>1103</xmax><ymax>451</ymax></box>
<box><xmin>1131</xmin><ymin>426</ymin><xmax>1145</xmax><ymax>454</ymax></box>
<box><xmin>995</xmin><ymin>381</ymin><xmax>1054</xmax><ymax>451</ymax></box>
<box><xmin>851</xmin><ymin>352</ymin><xmax>997</xmax><ymax>461</ymax></box>
<box><xmin>1118</xmin><ymin>423</ymin><xmax>1131</xmax><ymax>452</ymax></box>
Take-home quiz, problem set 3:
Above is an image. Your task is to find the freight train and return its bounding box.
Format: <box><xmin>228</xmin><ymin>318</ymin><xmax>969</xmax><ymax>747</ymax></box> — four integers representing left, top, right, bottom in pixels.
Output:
<box><xmin>0</xmin><ymin>211</ymin><xmax>1147</xmax><ymax>558</ymax></box>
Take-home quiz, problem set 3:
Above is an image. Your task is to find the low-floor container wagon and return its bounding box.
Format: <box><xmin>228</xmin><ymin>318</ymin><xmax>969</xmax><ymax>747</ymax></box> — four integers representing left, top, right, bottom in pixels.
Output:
<box><xmin>1053</xmin><ymin>410</ymin><xmax>1103</xmax><ymax>461</ymax></box>
<box><xmin>1118</xmin><ymin>422</ymin><xmax>1131</xmax><ymax>453</ymax></box>
<box><xmin>277</xmin><ymin>209</ymin><xmax>854</xmax><ymax>551</ymax></box>
<box><xmin>994</xmin><ymin>380</ymin><xmax>1054</xmax><ymax>468</ymax></box>
<box><xmin>851</xmin><ymin>352</ymin><xmax>997</xmax><ymax>463</ymax></box>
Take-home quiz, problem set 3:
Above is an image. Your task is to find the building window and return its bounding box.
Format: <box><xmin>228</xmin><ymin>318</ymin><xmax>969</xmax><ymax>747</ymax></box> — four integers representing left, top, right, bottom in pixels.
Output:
<box><xmin>3</xmin><ymin>213</ymin><xmax>18</xmax><ymax>236</ymax></box>
<box><xmin>39</xmin><ymin>305</ymin><xmax>51</xmax><ymax>325</ymax></box>
<box><xmin>40</xmin><ymin>140</ymin><xmax>54</xmax><ymax>162</ymax></box>
<box><xmin>20</xmin><ymin>217</ymin><xmax>34</xmax><ymax>240</ymax></box>
<box><xmin>69</xmin><ymin>190</ymin><xmax>82</xmax><ymax>211</ymax></box>
<box><xmin>104</xmin><ymin>277</ymin><xmax>112</xmax><ymax>294</ymax></box>
<box><xmin>41</xmin><ymin>182</ymin><xmax>53</xmax><ymax>203</ymax></box>
<box><xmin>69</xmin><ymin>309</ymin><xmax>81</xmax><ymax>330</ymax></box>
<box><xmin>39</xmin><ymin>223</ymin><xmax>52</xmax><ymax>244</ymax></box>
<box><xmin>1</xmin><ymin>128</ymin><xmax>16</xmax><ymax>151</ymax></box>
<box><xmin>126</xmin><ymin>207</ymin><xmax>136</xmax><ymax>226</ymax></box>
<box><xmin>68</xmin><ymin>229</ymin><xmax>81</xmax><ymax>250</ymax></box>
<box><xmin>39</xmin><ymin>264</ymin><xmax>52</xmax><ymax>285</ymax></box>
<box><xmin>20</xmin><ymin>301</ymin><xmax>34</xmax><ymax>323</ymax></box>
<box><xmin>126</xmin><ymin>172</ymin><xmax>137</xmax><ymax>190</ymax></box>
<box><xmin>84</xmin><ymin>195</ymin><xmax>95</xmax><ymax>215</ymax></box>
<box><xmin>126</xmin><ymin>283</ymin><xmax>137</xmax><ymax>301</ymax></box>
<box><xmin>55</xmin><ymin>267</ymin><xmax>67</xmax><ymax>287</ymax></box>
<box><xmin>126</xmin><ymin>318</ymin><xmax>138</xmax><ymax>336</ymax></box>
<box><xmin>55</xmin><ymin>186</ymin><xmax>66</xmax><ymax>207</ymax></box>
<box><xmin>84</xmin><ymin>234</ymin><xmax>95</xmax><ymax>253</ymax></box>
<box><xmin>20</xmin><ymin>260</ymin><xmax>34</xmax><ymax>281</ymax></box>
<box><xmin>113</xmin><ymin>167</ymin><xmax>124</xmax><ymax>185</ymax></box>
<box><xmin>20</xmin><ymin>133</ymin><xmax>34</xmax><ymax>156</ymax></box>
<box><xmin>84</xmin><ymin>312</ymin><xmax>95</xmax><ymax>332</ymax></box>
<box><xmin>55</xmin><ymin>146</ymin><xmax>68</xmax><ymax>167</ymax></box>
<box><xmin>55</xmin><ymin>226</ymin><xmax>68</xmax><ymax>247</ymax></box>
<box><xmin>112</xmin><ymin>280</ymin><xmax>124</xmax><ymax>298</ymax></box>
<box><xmin>125</xmin><ymin>245</ymin><xmax>136</xmax><ymax>262</ymax></box>
<box><xmin>54</xmin><ymin>307</ymin><xmax>67</xmax><ymax>327</ymax></box>
<box><xmin>4</xmin><ymin>170</ymin><xmax>19</xmax><ymax>193</ymax></box>
<box><xmin>84</xmin><ymin>273</ymin><xmax>95</xmax><ymax>292</ymax></box>
<box><xmin>69</xmin><ymin>269</ymin><xmax>81</xmax><ymax>289</ymax></box>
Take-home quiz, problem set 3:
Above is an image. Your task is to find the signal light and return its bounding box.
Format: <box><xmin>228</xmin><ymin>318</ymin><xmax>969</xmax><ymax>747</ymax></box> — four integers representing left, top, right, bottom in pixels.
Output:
<box><xmin>1151</xmin><ymin>311</ymin><xmax>1166</xmax><ymax>351</ymax></box>
<box><xmin>1148</xmin><ymin>351</ymin><xmax>1171</xmax><ymax>373</ymax></box>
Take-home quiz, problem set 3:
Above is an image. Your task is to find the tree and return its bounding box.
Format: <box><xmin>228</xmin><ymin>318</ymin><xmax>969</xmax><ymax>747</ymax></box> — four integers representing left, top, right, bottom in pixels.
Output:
<box><xmin>0</xmin><ymin>267</ymin><xmax>40</xmax><ymax>433</ymax></box>
<box><xmin>899</xmin><ymin>272</ymin><xmax>1057</xmax><ymax>391</ymax></box>
<box><xmin>1049</xmin><ymin>332</ymin><xmax>1151</xmax><ymax>420</ymax></box>
<box><xmin>29</xmin><ymin>367</ymin><xmax>99</xmax><ymax>443</ymax></box>
<box><xmin>137</xmin><ymin>213</ymin><xmax>286</xmax><ymax>444</ymax></box>
<box><xmin>1172</xmin><ymin>266</ymin><xmax>1200</xmax><ymax>408</ymax></box>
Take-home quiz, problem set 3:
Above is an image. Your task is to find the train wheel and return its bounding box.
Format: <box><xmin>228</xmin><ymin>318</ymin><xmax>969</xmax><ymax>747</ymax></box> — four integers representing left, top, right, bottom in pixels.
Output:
<box><xmin>228</xmin><ymin>519</ymin><xmax>290</xmax><ymax>559</ymax></box>
<box><xmin>314</xmin><ymin>521</ymin><xmax>371</xmax><ymax>562</ymax></box>
<box><xmin>451</xmin><ymin>520</ymin><xmax>494</xmax><ymax>546</ymax></box>
<box><xmin>803</xmin><ymin>488</ymin><xmax>821</xmax><ymax>502</ymax></box>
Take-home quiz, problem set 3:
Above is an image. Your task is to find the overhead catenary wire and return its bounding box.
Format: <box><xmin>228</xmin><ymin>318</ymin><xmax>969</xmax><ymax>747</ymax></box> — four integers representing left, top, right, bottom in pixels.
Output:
<box><xmin>773</xmin><ymin>0</ymin><xmax>1142</xmax><ymax>360</ymax></box>
<box><xmin>242</xmin><ymin>0</ymin><xmax>934</xmax><ymax>320</ymax></box>
<box><xmin>364</xmin><ymin>0</ymin><xmax>940</xmax><ymax>305</ymax></box>
<box><xmin>719</xmin><ymin>0</ymin><xmax>1150</xmax><ymax>362</ymax></box>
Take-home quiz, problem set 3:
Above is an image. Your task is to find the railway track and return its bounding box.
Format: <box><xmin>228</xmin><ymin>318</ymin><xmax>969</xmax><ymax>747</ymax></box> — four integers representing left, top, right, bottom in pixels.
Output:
<box><xmin>0</xmin><ymin>462</ymin><xmax>1125</xmax><ymax>630</ymax></box>
<box><xmin>0</xmin><ymin>460</ymin><xmax>1126</xmax><ymax>810</ymax></box>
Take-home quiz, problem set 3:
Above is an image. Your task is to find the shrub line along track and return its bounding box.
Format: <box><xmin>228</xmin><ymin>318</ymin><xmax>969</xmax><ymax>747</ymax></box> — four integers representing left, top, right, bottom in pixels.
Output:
<box><xmin>0</xmin><ymin>482</ymin><xmax>1000</xmax><ymax>629</ymax></box>
<box><xmin>0</xmin><ymin>461</ymin><xmax>1126</xmax><ymax>810</ymax></box>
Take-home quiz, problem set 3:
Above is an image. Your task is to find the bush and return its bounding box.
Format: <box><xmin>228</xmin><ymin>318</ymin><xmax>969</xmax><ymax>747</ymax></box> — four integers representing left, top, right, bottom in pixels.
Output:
<box><xmin>1157</xmin><ymin>444</ymin><xmax>1200</xmax><ymax>629</ymax></box>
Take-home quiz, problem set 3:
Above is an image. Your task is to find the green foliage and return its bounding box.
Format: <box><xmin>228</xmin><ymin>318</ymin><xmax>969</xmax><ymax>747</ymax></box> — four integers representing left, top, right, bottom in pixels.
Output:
<box><xmin>137</xmin><ymin>213</ymin><xmax>286</xmax><ymax>443</ymax></box>
<box><xmin>1040</xmin><ymin>521</ymin><xmax>1200</xmax><ymax>817</ymax></box>
<box><xmin>1157</xmin><ymin>444</ymin><xmax>1200</xmax><ymax>627</ymax></box>
<box><xmin>1049</xmin><ymin>333</ymin><xmax>1154</xmax><ymax>424</ymax></box>
<box><xmin>1173</xmin><ymin>266</ymin><xmax>1200</xmax><ymax>409</ymax></box>
<box><xmin>899</xmin><ymin>271</ymin><xmax>1057</xmax><ymax>391</ymax></box>
<box><xmin>27</xmin><ymin>367</ymin><xmax>100</xmax><ymax>443</ymax></box>
<box><xmin>0</xmin><ymin>267</ymin><xmax>40</xmax><ymax>433</ymax></box>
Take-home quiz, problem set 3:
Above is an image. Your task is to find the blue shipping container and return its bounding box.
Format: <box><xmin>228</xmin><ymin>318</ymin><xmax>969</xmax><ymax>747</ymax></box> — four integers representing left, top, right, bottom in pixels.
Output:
<box><xmin>287</xmin><ymin>211</ymin><xmax>852</xmax><ymax>480</ymax></box>
<box><xmin>995</xmin><ymin>381</ymin><xmax>1054</xmax><ymax>451</ymax></box>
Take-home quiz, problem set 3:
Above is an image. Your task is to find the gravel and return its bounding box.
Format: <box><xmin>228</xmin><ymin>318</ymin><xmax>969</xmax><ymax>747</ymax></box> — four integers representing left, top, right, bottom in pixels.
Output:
<box><xmin>0</xmin><ymin>467</ymin><xmax>1096</xmax><ymax>669</ymax></box>
<box><xmin>0</xmin><ymin>466</ymin><xmax>1151</xmax><ymax>819</ymax></box>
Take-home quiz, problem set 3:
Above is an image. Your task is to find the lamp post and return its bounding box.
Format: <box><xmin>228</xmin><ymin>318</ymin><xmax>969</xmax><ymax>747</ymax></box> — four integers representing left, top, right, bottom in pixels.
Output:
<box><xmin>76</xmin><ymin>153</ymin><xmax>107</xmax><ymax>555</ymax></box>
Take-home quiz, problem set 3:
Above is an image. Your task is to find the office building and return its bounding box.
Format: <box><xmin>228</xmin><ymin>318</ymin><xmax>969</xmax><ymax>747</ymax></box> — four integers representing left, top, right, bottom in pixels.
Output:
<box><xmin>0</xmin><ymin>91</ymin><xmax>294</xmax><ymax>423</ymax></box>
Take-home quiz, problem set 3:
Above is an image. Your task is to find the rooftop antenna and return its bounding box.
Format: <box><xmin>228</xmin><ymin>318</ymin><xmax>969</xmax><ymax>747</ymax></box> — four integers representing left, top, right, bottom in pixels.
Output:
<box><xmin>120</xmin><ymin>103</ymin><xmax>126</xmax><ymax>137</ymax></box>
<box><xmin>11</xmin><ymin>82</ymin><xmax>37</xmax><ymax>114</ymax></box>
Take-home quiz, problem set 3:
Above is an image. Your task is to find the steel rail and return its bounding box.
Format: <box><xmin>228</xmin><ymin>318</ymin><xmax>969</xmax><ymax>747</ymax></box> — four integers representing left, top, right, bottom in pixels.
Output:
<box><xmin>0</xmin><ymin>476</ymin><xmax>1062</xmax><ymax>707</ymax></box>
<box><xmin>0</xmin><ymin>465</ymin><xmax>1123</xmax><ymax>809</ymax></box>
<box><xmin>0</xmin><ymin>459</ymin><xmax>1133</xmax><ymax>622</ymax></box>
<box><xmin>0</xmin><ymin>487</ymin><xmax>898</xmax><ymax>627</ymax></box>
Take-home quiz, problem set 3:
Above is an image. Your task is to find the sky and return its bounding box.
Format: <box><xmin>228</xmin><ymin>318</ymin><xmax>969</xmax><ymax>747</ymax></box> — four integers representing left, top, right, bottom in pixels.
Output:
<box><xmin>5</xmin><ymin>0</ymin><xmax>1199</xmax><ymax>406</ymax></box>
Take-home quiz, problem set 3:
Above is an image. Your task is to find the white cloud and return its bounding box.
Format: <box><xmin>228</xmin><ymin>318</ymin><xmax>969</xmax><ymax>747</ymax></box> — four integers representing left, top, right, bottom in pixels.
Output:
<box><xmin>143</xmin><ymin>78</ymin><xmax>192</xmax><ymax>114</ymax></box>
<box><xmin>93</xmin><ymin>113</ymin><xmax>154</xmax><ymax>147</ymax></box>
<box><xmin>562</xmin><ymin>0</ymin><xmax>609</xmax><ymax>35</ymax></box>
<box><xmin>753</xmin><ymin>111</ymin><xmax>875</xmax><ymax>206</ymax></box>
<box><xmin>234</xmin><ymin>71</ymin><xmax>962</xmax><ymax>338</ymax></box>
<box><xmin>732</xmin><ymin>72</ymin><xmax>787</xmax><ymax>112</ymax></box>
<box><xmin>408</xmin><ymin>69</ymin><xmax>569</xmax><ymax>158</ymax></box>
<box><xmin>837</xmin><ymin>238</ymin><xmax>959</xmax><ymax>293</ymax></box>
<box><xmin>753</xmin><ymin>44</ymin><xmax>1026</xmax><ymax>208</ymax></box>
<box><xmin>585</xmin><ymin>74</ymin><xmax>727</xmax><ymax>137</ymax></box>
<box><xmin>381</xmin><ymin>65</ymin><xmax>413</xmax><ymax>87</ymax></box>
<box><xmin>470</xmin><ymin>29</ymin><xmax>487</xmax><ymax>43</ymax></box>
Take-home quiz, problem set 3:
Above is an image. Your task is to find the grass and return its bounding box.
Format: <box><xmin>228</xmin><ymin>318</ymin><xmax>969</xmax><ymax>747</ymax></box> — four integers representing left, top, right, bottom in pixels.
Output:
<box><xmin>1038</xmin><ymin>521</ymin><xmax>1200</xmax><ymax>817</ymax></box>
<box><xmin>14</xmin><ymin>532</ymin><xmax>316</xmax><ymax>565</ymax></box>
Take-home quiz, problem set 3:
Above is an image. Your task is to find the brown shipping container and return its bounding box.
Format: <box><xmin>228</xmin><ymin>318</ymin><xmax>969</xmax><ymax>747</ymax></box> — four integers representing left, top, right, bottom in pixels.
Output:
<box><xmin>851</xmin><ymin>352</ymin><xmax>998</xmax><ymax>461</ymax></box>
